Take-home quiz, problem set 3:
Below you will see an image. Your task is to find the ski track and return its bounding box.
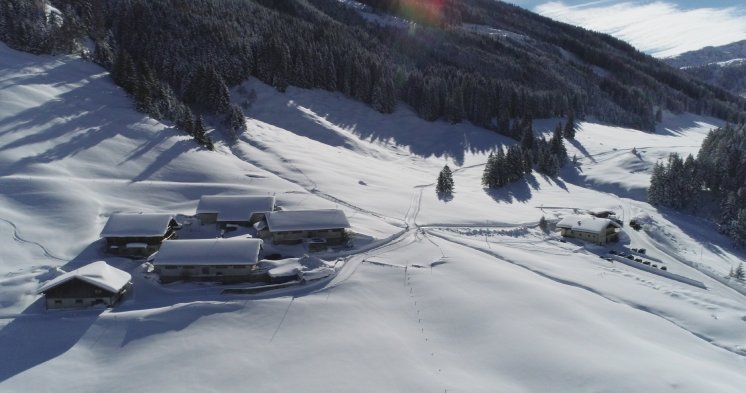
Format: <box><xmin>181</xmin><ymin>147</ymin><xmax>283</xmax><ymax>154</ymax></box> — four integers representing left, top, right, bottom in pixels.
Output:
<box><xmin>0</xmin><ymin>216</ymin><xmax>65</xmax><ymax>261</ymax></box>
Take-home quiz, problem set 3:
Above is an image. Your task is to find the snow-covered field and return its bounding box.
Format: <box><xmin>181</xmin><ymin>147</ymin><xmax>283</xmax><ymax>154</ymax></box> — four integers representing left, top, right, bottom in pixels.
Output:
<box><xmin>1</xmin><ymin>43</ymin><xmax>746</xmax><ymax>392</ymax></box>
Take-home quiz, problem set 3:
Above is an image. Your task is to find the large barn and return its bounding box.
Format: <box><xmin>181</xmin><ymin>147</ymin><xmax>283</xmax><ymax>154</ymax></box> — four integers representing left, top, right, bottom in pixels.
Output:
<box><xmin>261</xmin><ymin>209</ymin><xmax>350</xmax><ymax>245</ymax></box>
<box><xmin>556</xmin><ymin>215</ymin><xmax>620</xmax><ymax>245</ymax></box>
<box><xmin>100</xmin><ymin>213</ymin><xmax>178</xmax><ymax>256</ymax></box>
<box><xmin>37</xmin><ymin>261</ymin><xmax>132</xmax><ymax>310</ymax></box>
<box><xmin>195</xmin><ymin>195</ymin><xmax>276</xmax><ymax>227</ymax></box>
<box><xmin>152</xmin><ymin>237</ymin><xmax>263</xmax><ymax>283</ymax></box>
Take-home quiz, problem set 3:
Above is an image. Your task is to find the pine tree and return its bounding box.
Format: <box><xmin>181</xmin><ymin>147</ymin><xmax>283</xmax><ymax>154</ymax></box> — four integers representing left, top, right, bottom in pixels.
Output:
<box><xmin>564</xmin><ymin>112</ymin><xmax>576</xmax><ymax>140</ymax></box>
<box><xmin>482</xmin><ymin>152</ymin><xmax>497</xmax><ymax>188</ymax></box>
<box><xmin>549</xmin><ymin>124</ymin><xmax>568</xmax><ymax>165</ymax></box>
<box><xmin>436</xmin><ymin>165</ymin><xmax>454</xmax><ymax>194</ymax></box>
<box><xmin>539</xmin><ymin>215</ymin><xmax>548</xmax><ymax>232</ymax></box>
<box><xmin>734</xmin><ymin>262</ymin><xmax>745</xmax><ymax>281</ymax></box>
<box><xmin>648</xmin><ymin>161</ymin><xmax>666</xmax><ymax>205</ymax></box>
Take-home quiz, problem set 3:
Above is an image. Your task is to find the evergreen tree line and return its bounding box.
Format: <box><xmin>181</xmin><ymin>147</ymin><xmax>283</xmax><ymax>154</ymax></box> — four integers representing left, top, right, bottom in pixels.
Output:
<box><xmin>0</xmin><ymin>0</ymin><xmax>86</xmax><ymax>54</ymax></box>
<box><xmin>482</xmin><ymin>117</ymin><xmax>573</xmax><ymax>188</ymax></box>
<box><xmin>649</xmin><ymin>124</ymin><xmax>746</xmax><ymax>246</ymax></box>
<box><xmin>3</xmin><ymin>0</ymin><xmax>746</xmax><ymax>145</ymax></box>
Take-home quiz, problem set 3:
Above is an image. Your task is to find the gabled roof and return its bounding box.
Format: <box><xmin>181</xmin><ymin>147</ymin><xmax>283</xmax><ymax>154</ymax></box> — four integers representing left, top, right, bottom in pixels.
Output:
<box><xmin>196</xmin><ymin>195</ymin><xmax>276</xmax><ymax>222</ymax></box>
<box><xmin>100</xmin><ymin>213</ymin><xmax>174</xmax><ymax>238</ymax></box>
<box><xmin>265</xmin><ymin>209</ymin><xmax>350</xmax><ymax>232</ymax></box>
<box><xmin>557</xmin><ymin>215</ymin><xmax>614</xmax><ymax>234</ymax></box>
<box><xmin>152</xmin><ymin>238</ymin><xmax>263</xmax><ymax>266</ymax></box>
<box><xmin>38</xmin><ymin>261</ymin><xmax>132</xmax><ymax>294</ymax></box>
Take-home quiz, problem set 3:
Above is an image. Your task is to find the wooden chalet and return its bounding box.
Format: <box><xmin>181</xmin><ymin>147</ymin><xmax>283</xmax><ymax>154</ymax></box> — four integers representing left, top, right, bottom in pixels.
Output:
<box><xmin>37</xmin><ymin>261</ymin><xmax>132</xmax><ymax>309</ymax></box>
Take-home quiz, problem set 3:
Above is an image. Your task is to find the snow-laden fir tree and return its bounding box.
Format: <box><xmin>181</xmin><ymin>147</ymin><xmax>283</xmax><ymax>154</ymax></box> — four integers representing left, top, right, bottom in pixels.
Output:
<box><xmin>563</xmin><ymin>112</ymin><xmax>576</xmax><ymax>140</ymax></box>
<box><xmin>436</xmin><ymin>165</ymin><xmax>454</xmax><ymax>194</ymax></box>
<box><xmin>734</xmin><ymin>262</ymin><xmax>745</xmax><ymax>281</ymax></box>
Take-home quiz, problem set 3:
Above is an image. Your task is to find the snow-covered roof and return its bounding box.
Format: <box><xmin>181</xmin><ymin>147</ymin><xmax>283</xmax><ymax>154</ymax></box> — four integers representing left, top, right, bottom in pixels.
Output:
<box><xmin>556</xmin><ymin>215</ymin><xmax>614</xmax><ymax>234</ymax></box>
<box><xmin>38</xmin><ymin>261</ymin><xmax>132</xmax><ymax>294</ymax></box>
<box><xmin>197</xmin><ymin>195</ymin><xmax>276</xmax><ymax>222</ymax></box>
<box><xmin>100</xmin><ymin>213</ymin><xmax>174</xmax><ymax>238</ymax></box>
<box><xmin>153</xmin><ymin>238</ymin><xmax>262</xmax><ymax>266</ymax></box>
<box><xmin>265</xmin><ymin>209</ymin><xmax>350</xmax><ymax>232</ymax></box>
<box><xmin>589</xmin><ymin>207</ymin><xmax>616</xmax><ymax>215</ymax></box>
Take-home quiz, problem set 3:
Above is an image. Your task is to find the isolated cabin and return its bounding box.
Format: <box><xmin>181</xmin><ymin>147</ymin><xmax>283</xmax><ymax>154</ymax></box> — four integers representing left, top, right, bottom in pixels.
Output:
<box><xmin>101</xmin><ymin>213</ymin><xmax>178</xmax><ymax>256</ymax></box>
<box><xmin>37</xmin><ymin>261</ymin><xmax>132</xmax><ymax>310</ymax></box>
<box><xmin>262</xmin><ymin>209</ymin><xmax>350</xmax><ymax>245</ymax></box>
<box><xmin>152</xmin><ymin>237</ymin><xmax>263</xmax><ymax>283</ymax></box>
<box><xmin>556</xmin><ymin>215</ymin><xmax>620</xmax><ymax>245</ymax></box>
<box><xmin>195</xmin><ymin>195</ymin><xmax>276</xmax><ymax>227</ymax></box>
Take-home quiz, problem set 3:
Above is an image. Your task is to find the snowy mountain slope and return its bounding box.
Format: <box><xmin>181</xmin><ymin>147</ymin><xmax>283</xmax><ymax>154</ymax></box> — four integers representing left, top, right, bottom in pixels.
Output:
<box><xmin>666</xmin><ymin>39</ymin><xmax>746</xmax><ymax>68</ymax></box>
<box><xmin>664</xmin><ymin>40</ymin><xmax>746</xmax><ymax>98</ymax></box>
<box><xmin>1</xmin><ymin>43</ymin><xmax>746</xmax><ymax>392</ymax></box>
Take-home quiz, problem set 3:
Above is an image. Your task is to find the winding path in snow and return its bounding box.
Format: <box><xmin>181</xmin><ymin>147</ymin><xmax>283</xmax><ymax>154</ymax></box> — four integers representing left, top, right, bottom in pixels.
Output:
<box><xmin>0</xmin><ymin>217</ymin><xmax>65</xmax><ymax>262</ymax></box>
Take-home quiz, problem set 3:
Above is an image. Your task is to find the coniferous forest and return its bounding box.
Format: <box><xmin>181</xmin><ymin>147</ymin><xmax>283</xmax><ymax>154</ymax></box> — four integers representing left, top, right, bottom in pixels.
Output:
<box><xmin>3</xmin><ymin>0</ymin><xmax>746</xmax><ymax>150</ymax></box>
<box><xmin>649</xmin><ymin>124</ymin><xmax>746</xmax><ymax>246</ymax></box>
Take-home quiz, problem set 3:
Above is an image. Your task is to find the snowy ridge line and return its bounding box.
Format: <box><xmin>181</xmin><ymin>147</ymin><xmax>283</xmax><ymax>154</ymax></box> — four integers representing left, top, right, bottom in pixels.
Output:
<box><xmin>608</xmin><ymin>255</ymin><xmax>706</xmax><ymax>289</ymax></box>
<box><xmin>427</xmin><ymin>230</ymin><xmax>746</xmax><ymax>359</ymax></box>
<box><xmin>0</xmin><ymin>217</ymin><xmax>65</xmax><ymax>261</ymax></box>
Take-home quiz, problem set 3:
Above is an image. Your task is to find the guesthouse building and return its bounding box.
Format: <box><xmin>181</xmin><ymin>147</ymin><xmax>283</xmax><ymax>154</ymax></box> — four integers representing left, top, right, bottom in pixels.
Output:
<box><xmin>557</xmin><ymin>215</ymin><xmax>620</xmax><ymax>245</ymax></box>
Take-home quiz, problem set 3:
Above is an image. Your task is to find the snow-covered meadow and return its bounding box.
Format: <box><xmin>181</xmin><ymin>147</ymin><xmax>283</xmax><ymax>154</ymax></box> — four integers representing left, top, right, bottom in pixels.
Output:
<box><xmin>1</xmin><ymin>43</ymin><xmax>746</xmax><ymax>392</ymax></box>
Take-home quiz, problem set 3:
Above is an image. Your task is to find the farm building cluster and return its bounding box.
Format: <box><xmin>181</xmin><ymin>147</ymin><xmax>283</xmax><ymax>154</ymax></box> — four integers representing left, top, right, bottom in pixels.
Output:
<box><xmin>38</xmin><ymin>195</ymin><xmax>350</xmax><ymax>310</ymax></box>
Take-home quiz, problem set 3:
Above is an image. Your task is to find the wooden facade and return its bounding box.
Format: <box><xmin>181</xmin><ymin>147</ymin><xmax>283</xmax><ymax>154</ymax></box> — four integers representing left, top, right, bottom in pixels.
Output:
<box><xmin>42</xmin><ymin>278</ymin><xmax>131</xmax><ymax>309</ymax></box>
<box><xmin>271</xmin><ymin>228</ymin><xmax>346</xmax><ymax>245</ymax></box>
<box><xmin>156</xmin><ymin>264</ymin><xmax>264</xmax><ymax>284</ymax></box>
<box><xmin>559</xmin><ymin>224</ymin><xmax>618</xmax><ymax>245</ymax></box>
<box><xmin>104</xmin><ymin>218</ymin><xmax>178</xmax><ymax>256</ymax></box>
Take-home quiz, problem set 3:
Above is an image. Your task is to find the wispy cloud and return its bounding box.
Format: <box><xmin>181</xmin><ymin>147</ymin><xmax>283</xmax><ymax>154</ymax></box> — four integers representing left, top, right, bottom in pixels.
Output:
<box><xmin>535</xmin><ymin>1</ymin><xmax>746</xmax><ymax>58</ymax></box>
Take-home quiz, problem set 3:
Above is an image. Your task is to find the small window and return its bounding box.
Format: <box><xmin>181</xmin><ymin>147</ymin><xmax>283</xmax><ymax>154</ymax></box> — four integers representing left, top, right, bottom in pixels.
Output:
<box><xmin>164</xmin><ymin>266</ymin><xmax>178</xmax><ymax>270</ymax></box>
<box><xmin>215</xmin><ymin>265</ymin><xmax>228</xmax><ymax>269</ymax></box>
<box><xmin>54</xmin><ymin>300</ymin><xmax>62</xmax><ymax>304</ymax></box>
<box><xmin>75</xmin><ymin>299</ymin><xmax>83</xmax><ymax>304</ymax></box>
<box><xmin>184</xmin><ymin>266</ymin><xmax>195</xmax><ymax>270</ymax></box>
<box><xmin>94</xmin><ymin>288</ymin><xmax>102</xmax><ymax>295</ymax></box>
<box><xmin>233</xmin><ymin>265</ymin><xmax>246</xmax><ymax>269</ymax></box>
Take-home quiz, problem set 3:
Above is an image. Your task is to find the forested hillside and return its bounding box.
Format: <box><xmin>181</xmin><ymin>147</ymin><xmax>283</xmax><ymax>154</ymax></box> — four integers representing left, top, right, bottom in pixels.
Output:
<box><xmin>3</xmin><ymin>0</ymin><xmax>745</xmax><ymax>144</ymax></box>
<box><xmin>649</xmin><ymin>124</ymin><xmax>746</xmax><ymax>246</ymax></box>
